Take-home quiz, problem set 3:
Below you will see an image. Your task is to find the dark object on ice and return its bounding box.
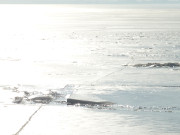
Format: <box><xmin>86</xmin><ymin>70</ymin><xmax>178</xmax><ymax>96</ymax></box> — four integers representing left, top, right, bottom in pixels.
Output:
<box><xmin>13</xmin><ymin>97</ymin><xmax>23</xmax><ymax>104</ymax></box>
<box><xmin>134</xmin><ymin>62</ymin><xmax>180</xmax><ymax>68</ymax></box>
<box><xmin>29</xmin><ymin>95</ymin><xmax>53</xmax><ymax>104</ymax></box>
<box><xmin>24</xmin><ymin>91</ymin><xmax>30</xmax><ymax>96</ymax></box>
<box><xmin>67</xmin><ymin>98</ymin><xmax>114</xmax><ymax>106</ymax></box>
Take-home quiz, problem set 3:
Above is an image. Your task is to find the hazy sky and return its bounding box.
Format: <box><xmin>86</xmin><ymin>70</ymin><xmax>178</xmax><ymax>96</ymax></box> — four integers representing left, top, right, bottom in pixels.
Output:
<box><xmin>0</xmin><ymin>0</ymin><xmax>180</xmax><ymax>4</ymax></box>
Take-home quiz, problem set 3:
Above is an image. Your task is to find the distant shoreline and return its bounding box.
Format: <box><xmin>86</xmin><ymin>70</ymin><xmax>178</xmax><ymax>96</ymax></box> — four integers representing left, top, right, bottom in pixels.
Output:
<box><xmin>0</xmin><ymin>4</ymin><xmax>180</xmax><ymax>9</ymax></box>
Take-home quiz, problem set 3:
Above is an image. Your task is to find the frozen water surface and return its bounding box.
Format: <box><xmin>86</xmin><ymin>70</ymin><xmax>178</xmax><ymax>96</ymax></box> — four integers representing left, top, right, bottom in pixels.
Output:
<box><xmin>0</xmin><ymin>4</ymin><xmax>180</xmax><ymax>135</ymax></box>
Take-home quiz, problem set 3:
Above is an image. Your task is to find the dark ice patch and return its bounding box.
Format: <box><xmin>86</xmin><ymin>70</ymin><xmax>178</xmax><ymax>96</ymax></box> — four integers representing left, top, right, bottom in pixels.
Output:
<box><xmin>67</xmin><ymin>98</ymin><xmax>114</xmax><ymax>106</ymax></box>
<box><xmin>13</xmin><ymin>97</ymin><xmax>23</xmax><ymax>104</ymax></box>
<box><xmin>134</xmin><ymin>62</ymin><xmax>180</xmax><ymax>68</ymax></box>
<box><xmin>28</xmin><ymin>95</ymin><xmax>53</xmax><ymax>104</ymax></box>
<box><xmin>12</xmin><ymin>84</ymin><xmax>75</xmax><ymax>104</ymax></box>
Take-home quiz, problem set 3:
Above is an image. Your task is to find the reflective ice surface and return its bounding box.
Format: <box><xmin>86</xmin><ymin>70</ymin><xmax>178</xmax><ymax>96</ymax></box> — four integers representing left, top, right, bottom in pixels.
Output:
<box><xmin>0</xmin><ymin>4</ymin><xmax>180</xmax><ymax>134</ymax></box>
